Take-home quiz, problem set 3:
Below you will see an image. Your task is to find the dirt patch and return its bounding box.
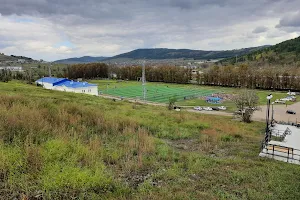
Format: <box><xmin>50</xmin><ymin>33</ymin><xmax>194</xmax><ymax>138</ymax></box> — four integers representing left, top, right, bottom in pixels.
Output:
<box><xmin>164</xmin><ymin>139</ymin><xmax>199</xmax><ymax>152</ymax></box>
<box><xmin>120</xmin><ymin>170</ymin><xmax>161</xmax><ymax>189</ymax></box>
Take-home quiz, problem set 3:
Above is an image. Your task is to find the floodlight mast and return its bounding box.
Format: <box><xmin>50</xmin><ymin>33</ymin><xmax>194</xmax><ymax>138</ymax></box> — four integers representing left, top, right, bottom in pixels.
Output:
<box><xmin>142</xmin><ymin>60</ymin><xmax>146</xmax><ymax>101</ymax></box>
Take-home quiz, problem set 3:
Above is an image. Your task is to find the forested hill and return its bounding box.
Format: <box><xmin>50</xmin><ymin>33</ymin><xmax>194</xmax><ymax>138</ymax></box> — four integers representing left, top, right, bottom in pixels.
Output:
<box><xmin>108</xmin><ymin>46</ymin><xmax>269</xmax><ymax>60</ymax></box>
<box><xmin>0</xmin><ymin>54</ymin><xmax>17</xmax><ymax>62</ymax></box>
<box><xmin>220</xmin><ymin>36</ymin><xmax>300</xmax><ymax>65</ymax></box>
<box><xmin>54</xmin><ymin>56</ymin><xmax>108</xmax><ymax>64</ymax></box>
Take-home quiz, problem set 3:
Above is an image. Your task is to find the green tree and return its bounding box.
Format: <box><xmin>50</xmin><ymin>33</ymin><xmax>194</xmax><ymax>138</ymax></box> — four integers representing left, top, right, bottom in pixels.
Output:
<box><xmin>168</xmin><ymin>96</ymin><xmax>177</xmax><ymax>110</ymax></box>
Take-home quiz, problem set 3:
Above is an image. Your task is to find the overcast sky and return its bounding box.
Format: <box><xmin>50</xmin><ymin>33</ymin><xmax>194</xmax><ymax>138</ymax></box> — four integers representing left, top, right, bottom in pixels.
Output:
<box><xmin>0</xmin><ymin>0</ymin><xmax>300</xmax><ymax>61</ymax></box>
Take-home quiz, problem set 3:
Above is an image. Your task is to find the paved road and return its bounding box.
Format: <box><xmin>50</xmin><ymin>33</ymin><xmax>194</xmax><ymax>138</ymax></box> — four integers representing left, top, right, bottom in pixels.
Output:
<box><xmin>187</xmin><ymin>109</ymin><xmax>233</xmax><ymax>117</ymax></box>
<box><xmin>99</xmin><ymin>94</ymin><xmax>300</xmax><ymax>123</ymax></box>
<box><xmin>188</xmin><ymin>103</ymin><xmax>300</xmax><ymax>123</ymax></box>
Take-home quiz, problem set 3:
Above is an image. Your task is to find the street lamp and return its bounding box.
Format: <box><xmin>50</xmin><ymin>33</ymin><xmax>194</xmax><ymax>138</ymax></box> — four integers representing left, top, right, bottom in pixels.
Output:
<box><xmin>265</xmin><ymin>94</ymin><xmax>273</xmax><ymax>144</ymax></box>
<box><xmin>271</xmin><ymin>102</ymin><xmax>275</xmax><ymax>123</ymax></box>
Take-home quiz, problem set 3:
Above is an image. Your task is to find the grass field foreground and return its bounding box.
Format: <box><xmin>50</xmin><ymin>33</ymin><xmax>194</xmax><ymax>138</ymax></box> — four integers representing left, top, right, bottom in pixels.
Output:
<box><xmin>0</xmin><ymin>81</ymin><xmax>300</xmax><ymax>199</ymax></box>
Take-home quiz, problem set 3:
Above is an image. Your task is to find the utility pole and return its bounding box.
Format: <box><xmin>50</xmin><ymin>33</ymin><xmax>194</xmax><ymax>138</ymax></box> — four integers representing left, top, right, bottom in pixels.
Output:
<box><xmin>142</xmin><ymin>60</ymin><xmax>146</xmax><ymax>101</ymax></box>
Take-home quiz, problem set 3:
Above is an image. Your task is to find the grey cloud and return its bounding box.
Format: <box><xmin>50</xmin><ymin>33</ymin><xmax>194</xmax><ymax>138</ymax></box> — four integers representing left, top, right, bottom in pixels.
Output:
<box><xmin>253</xmin><ymin>26</ymin><xmax>269</xmax><ymax>34</ymax></box>
<box><xmin>277</xmin><ymin>12</ymin><xmax>300</xmax><ymax>28</ymax></box>
<box><xmin>0</xmin><ymin>0</ymin><xmax>300</xmax><ymax>60</ymax></box>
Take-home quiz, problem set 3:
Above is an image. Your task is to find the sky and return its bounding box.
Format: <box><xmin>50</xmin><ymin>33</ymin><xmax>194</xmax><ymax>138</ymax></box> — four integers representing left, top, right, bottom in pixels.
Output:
<box><xmin>0</xmin><ymin>0</ymin><xmax>300</xmax><ymax>61</ymax></box>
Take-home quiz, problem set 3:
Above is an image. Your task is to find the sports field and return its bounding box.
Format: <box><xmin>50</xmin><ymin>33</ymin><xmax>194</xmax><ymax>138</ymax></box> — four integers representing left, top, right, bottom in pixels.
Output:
<box><xmin>101</xmin><ymin>84</ymin><xmax>218</xmax><ymax>103</ymax></box>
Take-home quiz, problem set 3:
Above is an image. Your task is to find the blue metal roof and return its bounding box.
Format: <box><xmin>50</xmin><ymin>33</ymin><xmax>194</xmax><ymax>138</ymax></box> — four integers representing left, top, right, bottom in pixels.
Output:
<box><xmin>206</xmin><ymin>97</ymin><xmax>221</xmax><ymax>101</ymax></box>
<box><xmin>36</xmin><ymin>77</ymin><xmax>68</xmax><ymax>84</ymax></box>
<box><xmin>55</xmin><ymin>80</ymin><xmax>97</xmax><ymax>88</ymax></box>
<box><xmin>36</xmin><ymin>77</ymin><xmax>96</xmax><ymax>88</ymax></box>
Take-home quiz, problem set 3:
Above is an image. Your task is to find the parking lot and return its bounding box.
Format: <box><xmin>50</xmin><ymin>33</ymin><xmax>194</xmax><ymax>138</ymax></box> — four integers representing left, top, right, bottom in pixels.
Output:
<box><xmin>253</xmin><ymin>102</ymin><xmax>300</xmax><ymax>123</ymax></box>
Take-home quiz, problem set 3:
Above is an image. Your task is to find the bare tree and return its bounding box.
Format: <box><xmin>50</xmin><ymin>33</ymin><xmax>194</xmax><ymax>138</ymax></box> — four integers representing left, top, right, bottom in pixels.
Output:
<box><xmin>233</xmin><ymin>89</ymin><xmax>259</xmax><ymax>123</ymax></box>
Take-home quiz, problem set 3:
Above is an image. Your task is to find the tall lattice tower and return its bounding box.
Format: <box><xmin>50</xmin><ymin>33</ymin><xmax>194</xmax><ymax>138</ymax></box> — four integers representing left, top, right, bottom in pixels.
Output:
<box><xmin>142</xmin><ymin>60</ymin><xmax>146</xmax><ymax>101</ymax></box>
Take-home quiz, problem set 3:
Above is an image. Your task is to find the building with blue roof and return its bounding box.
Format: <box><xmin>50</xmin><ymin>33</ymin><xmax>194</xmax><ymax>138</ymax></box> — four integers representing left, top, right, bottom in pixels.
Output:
<box><xmin>35</xmin><ymin>77</ymin><xmax>98</xmax><ymax>96</ymax></box>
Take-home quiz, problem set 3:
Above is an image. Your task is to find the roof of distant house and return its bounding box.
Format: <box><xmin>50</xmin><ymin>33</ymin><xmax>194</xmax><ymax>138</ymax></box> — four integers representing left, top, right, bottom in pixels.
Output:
<box><xmin>55</xmin><ymin>80</ymin><xmax>97</xmax><ymax>88</ymax></box>
<box><xmin>35</xmin><ymin>77</ymin><xmax>97</xmax><ymax>88</ymax></box>
<box><xmin>36</xmin><ymin>77</ymin><xmax>68</xmax><ymax>84</ymax></box>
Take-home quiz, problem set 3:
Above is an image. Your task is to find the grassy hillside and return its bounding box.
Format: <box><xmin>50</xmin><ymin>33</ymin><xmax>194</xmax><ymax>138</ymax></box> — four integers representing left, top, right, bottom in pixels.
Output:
<box><xmin>106</xmin><ymin>47</ymin><xmax>269</xmax><ymax>61</ymax></box>
<box><xmin>1</xmin><ymin>81</ymin><xmax>300</xmax><ymax>199</ymax></box>
<box><xmin>221</xmin><ymin>36</ymin><xmax>300</xmax><ymax>66</ymax></box>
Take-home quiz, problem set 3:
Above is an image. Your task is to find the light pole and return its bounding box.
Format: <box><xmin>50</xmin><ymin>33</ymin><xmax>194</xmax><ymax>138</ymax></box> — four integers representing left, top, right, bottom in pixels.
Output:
<box><xmin>271</xmin><ymin>102</ymin><xmax>274</xmax><ymax>123</ymax></box>
<box><xmin>265</xmin><ymin>94</ymin><xmax>273</xmax><ymax>144</ymax></box>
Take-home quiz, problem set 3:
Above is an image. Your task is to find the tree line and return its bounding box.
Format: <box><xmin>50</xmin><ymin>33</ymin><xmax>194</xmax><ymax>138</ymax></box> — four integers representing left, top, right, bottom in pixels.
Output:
<box><xmin>200</xmin><ymin>65</ymin><xmax>300</xmax><ymax>91</ymax></box>
<box><xmin>115</xmin><ymin>65</ymin><xmax>191</xmax><ymax>84</ymax></box>
<box><xmin>63</xmin><ymin>62</ymin><xmax>300</xmax><ymax>91</ymax></box>
<box><xmin>0</xmin><ymin>69</ymin><xmax>12</xmax><ymax>82</ymax></box>
<box><xmin>65</xmin><ymin>63</ymin><xmax>191</xmax><ymax>84</ymax></box>
<box><xmin>66</xmin><ymin>63</ymin><xmax>109</xmax><ymax>79</ymax></box>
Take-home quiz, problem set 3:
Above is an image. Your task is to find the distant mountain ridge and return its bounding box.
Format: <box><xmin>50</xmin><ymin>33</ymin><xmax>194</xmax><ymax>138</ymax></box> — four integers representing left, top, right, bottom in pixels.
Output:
<box><xmin>220</xmin><ymin>36</ymin><xmax>300</xmax><ymax>65</ymax></box>
<box><xmin>54</xmin><ymin>56</ymin><xmax>108</xmax><ymax>64</ymax></box>
<box><xmin>53</xmin><ymin>46</ymin><xmax>270</xmax><ymax>64</ymax></box>
<box><xmin>107</xmin><ymin>46</ymin><xmax>270</xmax><ymax>60</ymax></box>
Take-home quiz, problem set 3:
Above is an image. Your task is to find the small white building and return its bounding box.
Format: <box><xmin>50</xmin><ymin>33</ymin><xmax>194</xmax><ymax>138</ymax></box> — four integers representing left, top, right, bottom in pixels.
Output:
<box><xmin>0</xmin><ymin>66</ymin><xmax>24</xmax><ymax>72</ymax></box>
<box><xmin>35</xmin><ymin>77</ymin><xmax>98</xmax><ymax>96</ymax></box>
<box><xmin>18</xmin><ymin>59</ymin><xmax>26</xmax><ymax>63</ymax></box>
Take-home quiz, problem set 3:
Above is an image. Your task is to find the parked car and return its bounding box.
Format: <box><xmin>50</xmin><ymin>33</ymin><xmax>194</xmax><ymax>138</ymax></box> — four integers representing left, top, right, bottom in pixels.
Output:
<box><xmin>280</xmin><ymin>98</ymin><xmax>291</xmax><ymax>101</ymax></box>
<box><xmin>280</xmin><ymin>96</ymin><xmax>296</xmax><ymax>101</ymax></box>
<box><xmin>212</xmin><ymin>107</ymin><xmax>220</xmax><ymax>111</ymax></box>
<box><xmin>235</xmin><ymin>109</ymin><xmax>245</xmax><ymax>115</ymax></box>
<box><xmin>218</xmin><ymin>106</ymin><xmax>227</xmax><ymax>110</ymax></box>
<box><xmin>174</xmin><ymin>106</ymin><xmax>181</xmax><ymax>111</ymax></box>
<box><xmin>193</xmin><ymin>106</ymin><xmax>202</xmax><ymax>111</ymax></box>
<box><xmin>286</xmin><ymin>110</ymin><xmax>296</xmax><ymax>115</ymax></box>
<box><xmin>275</xmin><ymin>99</ymin><xmax>286</xmax><ymax>104</ymax></box>
<box><xmin>203</xmin><ymin>107</ymin><xmax>213</xmax><ymax>111</ymax></box>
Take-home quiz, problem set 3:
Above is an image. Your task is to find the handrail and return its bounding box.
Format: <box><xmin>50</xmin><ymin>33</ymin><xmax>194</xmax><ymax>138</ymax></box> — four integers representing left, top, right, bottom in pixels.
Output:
<box><xmin>270</xmin><ymin>127</ymin><xmax>292</xmax><ymax>141</ymax></box>
<box><xmin>262</xmin><ymin>143</ymin><xmax>300</xmax><ymax>163</ymax></box>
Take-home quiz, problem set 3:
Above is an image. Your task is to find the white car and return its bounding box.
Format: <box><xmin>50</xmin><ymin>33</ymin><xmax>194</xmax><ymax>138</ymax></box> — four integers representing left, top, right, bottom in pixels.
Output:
<box><xmin>275</xmin><ymin>99</ymin><xmax>286</xmax><ymax>104</ymax></box>
<box><xmin>193</xmin><ymin>106</ymin><xmax>202</xmax><ymax>111</ymax></box>
<box><xmin>218</xmin><ymin>106</ymin><xmax>227</xmax><ymax>110</ymax></box>
<box><xmin>203</xmin><ymin>107</ymin><xmax>213</xmax><ymax>111</ymax></box>
<box><xmin>280</xmin><ymin>98</ymin><xmax>291</xmax><ymax>101</ymax></box>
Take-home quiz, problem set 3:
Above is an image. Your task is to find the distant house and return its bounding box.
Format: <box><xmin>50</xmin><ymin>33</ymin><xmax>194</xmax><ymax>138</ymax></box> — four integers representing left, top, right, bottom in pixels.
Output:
<box><xmin>18</xmin><ymin>59</ymin><xmax>26</xmax><ymax>63</ymax></box>
<box><xmin>191</xmin><ymin>70</ymin><xmax>204</xmax><ymax>75</ymax></box>
<box><xmin>0</xmin><ymin>66</ymin><xmax>24</xmax><ymax>72</ymax></box>
<box><xmin>35</xmin><ymin>77</ymin><xmax>98</xmax><ymax>96</ymax></box>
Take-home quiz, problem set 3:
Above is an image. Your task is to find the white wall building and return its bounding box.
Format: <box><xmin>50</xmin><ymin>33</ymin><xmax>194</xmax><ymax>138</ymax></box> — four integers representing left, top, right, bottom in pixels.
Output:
<box><xmin>35</xmin><ymin>77</ymin><xmax>98</xmax><ymax>96</ymax></box>
<box><xmin>0</xmin><ymin>66</ymin><xmax>24</xmax><ymax>72</ymax></box>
